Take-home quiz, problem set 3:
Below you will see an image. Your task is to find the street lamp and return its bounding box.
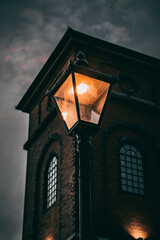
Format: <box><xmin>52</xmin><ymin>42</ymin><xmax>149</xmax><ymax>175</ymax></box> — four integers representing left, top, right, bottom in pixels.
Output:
<box><xmin>48</xmin><ymin>51</ymin><xmax>117</xmax><ymax>240</ymax></box>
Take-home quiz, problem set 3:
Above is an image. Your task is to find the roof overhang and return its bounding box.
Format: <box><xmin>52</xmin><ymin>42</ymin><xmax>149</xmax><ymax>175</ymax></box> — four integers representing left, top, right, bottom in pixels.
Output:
<box><xmin>15</xmin><ymin>27</ymin><xmax>160</xmax><ymax>113</ymax></box>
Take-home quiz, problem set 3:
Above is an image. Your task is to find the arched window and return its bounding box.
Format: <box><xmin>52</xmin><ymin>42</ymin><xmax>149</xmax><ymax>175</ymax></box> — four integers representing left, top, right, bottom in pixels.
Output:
<box><xmin>47</xmin><ymin>156</ymin><xmax>58</xmax><ymax>209</ymax></box>
<box><xmin>120</xmin><ymin>144</ymin><xmax>145</xmax><ymax>196</ymax></box>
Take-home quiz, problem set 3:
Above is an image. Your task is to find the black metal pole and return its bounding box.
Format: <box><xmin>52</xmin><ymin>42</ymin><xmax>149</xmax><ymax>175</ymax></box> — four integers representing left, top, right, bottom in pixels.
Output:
<box><xmin>76</xmin><ymin>134</ymin><xmax>92</xmax><ymax>240</ymax></box>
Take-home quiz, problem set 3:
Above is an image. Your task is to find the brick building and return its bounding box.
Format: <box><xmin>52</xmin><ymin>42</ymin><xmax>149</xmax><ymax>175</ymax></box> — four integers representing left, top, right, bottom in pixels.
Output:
<box><xmin>16</xmin><ymin>28</ymin><xmax>160</xmax><ymax>240</ymax></box>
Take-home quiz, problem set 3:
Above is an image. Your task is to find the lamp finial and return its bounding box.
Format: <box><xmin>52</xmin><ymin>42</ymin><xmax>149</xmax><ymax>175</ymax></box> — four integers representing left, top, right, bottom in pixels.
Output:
<box><xmin>75</xmin><ymin>51</ymin><xmax>89</xmax><ymax>66</ymax></box>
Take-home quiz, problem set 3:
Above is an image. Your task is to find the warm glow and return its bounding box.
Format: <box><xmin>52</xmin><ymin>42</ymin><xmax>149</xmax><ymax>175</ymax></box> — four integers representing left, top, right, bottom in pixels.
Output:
<box><xmin>125</xmin><ymin>221</ymin><xmax>150</xmax><ymax>239</ymax></box>
<box><xmin>74</xmin><ymin>73</ymin><xmax>110</xmax><ymax>124</ymax></box>
<box><xmin>54</xmin><ymin>72</ymin><xmax>110</xmax><ymax>130</ymax></box>
<box><xmin>68</xmin><ymin>83</ymin><xmax>89</xmax><ymax>95</ymax></box>
<box><xmin>128</xmin><ymin>228</ymin><xmax>147</xmax><ymax>239</ymax></box>
<box><xmin>62</xmin><ymin>112</ymin><xmax>67</xmax><ymax>121</ymax></box>
<box><xmin>45</xmin><ymin>236</ymin><xmax>54</xmax><ymax>240</ymax></box>
<box><xmin>77</xmin><ymin>83</ymin><xmax>89</xmax><ymax>94</ymax></box>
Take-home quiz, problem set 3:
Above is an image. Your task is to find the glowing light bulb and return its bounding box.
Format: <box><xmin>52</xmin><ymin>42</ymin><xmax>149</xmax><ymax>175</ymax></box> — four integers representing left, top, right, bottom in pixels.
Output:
<box><xmin>68</xmin><ymin>83</ymin><xmax>89</xmax><ymax>95</ymax></box>
<box><xmin>77</xmin><ymin>83</ymin><xmax>88</xmax><ymax>94</ymax></box>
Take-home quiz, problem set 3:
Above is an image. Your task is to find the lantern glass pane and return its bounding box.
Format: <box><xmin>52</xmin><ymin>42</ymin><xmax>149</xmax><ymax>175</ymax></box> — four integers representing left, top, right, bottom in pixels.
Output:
<box><xmin>54</xmin><ymin>74</ymin><xmax>78</xmax><ymax>129</ymax></box>
<box><xmin>74</xmin><ymin>73</ymin><xmax>110</xmax><ymax>124</ymax></box>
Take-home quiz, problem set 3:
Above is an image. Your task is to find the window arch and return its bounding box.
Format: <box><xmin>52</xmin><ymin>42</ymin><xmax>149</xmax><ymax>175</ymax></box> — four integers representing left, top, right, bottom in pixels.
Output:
<box><xmin>46</xmin><ymin>155</ymin><xmax>58</xmax><ymax>209</ymax></box>
<box><xmin>119</xmin><ymin>143</ymin><xmax>145</xmax><ymax>196</ymax></box>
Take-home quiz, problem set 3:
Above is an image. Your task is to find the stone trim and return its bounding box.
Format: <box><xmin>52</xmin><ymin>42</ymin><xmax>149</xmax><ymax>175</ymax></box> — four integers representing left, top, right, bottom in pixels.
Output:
<box><xmin>24</xmin><ymin>108</ymin><xmax>57</xmax><ymax>150</ymax></box>
<box><xmin>103</xmin><ymin>121</ymin><xmax>160</xmax><ymax>183</ymax></box>
<box><xmin>104</xmin><ymin>121</ymin><xmax>160</xmax><ymax>152</ymax></box>
<box><xmin>111</xmin><ymin>91</ymin><xmax>160</xmax><ymax>113</ymax></box>
<box><xmin>117</xmin><ymin>73</ymin><xmax>138</xmax><ymax>96</ymax></box>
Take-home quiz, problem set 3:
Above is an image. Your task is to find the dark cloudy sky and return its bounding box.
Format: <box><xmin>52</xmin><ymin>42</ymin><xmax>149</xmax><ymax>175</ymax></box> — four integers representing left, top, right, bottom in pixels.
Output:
<box><xmin>0</xmin><ymin>0</ymin><xmax>160</xmax><ymax>239</ymax></box>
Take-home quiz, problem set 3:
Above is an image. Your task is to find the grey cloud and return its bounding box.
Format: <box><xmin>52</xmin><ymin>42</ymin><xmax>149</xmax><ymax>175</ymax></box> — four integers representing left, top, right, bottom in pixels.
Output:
<box><xmin>86</xmin><ymin>21</ymin><xmax>130</xmax><ymax>44</ymax></box>
<box><xmin>112</xmin><ymin>0</ymin><xmax>160</xmax><ymax>57</ymax></box>
<box><xmin>0</xmin><ymin>8</ymin><xmax>70</xmax><ymax>239</ymax></box>
<box><xmin>0</xmin><ymin>92</ymin><xmax>27</xmax><ymax>240</ymax></box>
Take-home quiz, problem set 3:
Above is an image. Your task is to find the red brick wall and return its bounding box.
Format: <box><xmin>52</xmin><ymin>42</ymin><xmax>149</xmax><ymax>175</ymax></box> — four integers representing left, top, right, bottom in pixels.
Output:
<box><xmin>91</xmin><ymin>99</ymin><xmax>160</xmax><ymax>239</ymax></box>
<box><xmin>22</xmin><ymin>112</ymin><xmax>77</xmax><ymax>240</ymax></box>
<box><xmin>22</xmin><ymin>47</ymin><xmax>160</xmax><ymax>240</ymax></box>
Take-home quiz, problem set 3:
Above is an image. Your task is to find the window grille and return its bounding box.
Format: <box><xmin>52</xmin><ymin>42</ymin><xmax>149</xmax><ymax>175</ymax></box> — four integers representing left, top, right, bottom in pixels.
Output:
<box><xmin>120</xmin><ymin>144</ymin><xmax>145</xmax><ymax>195</ymax></box>
<box><xmin>47</xmin><ymin>156</ymin><xmax>57</xmax><ymax>208</ymax></box>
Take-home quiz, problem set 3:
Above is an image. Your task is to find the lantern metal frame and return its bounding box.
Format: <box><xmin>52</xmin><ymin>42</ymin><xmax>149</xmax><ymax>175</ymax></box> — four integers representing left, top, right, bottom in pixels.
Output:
<box><xmin>48</xmin><ymin>53</ymin><xmax>117</xmax><ymax>136</ymax></box>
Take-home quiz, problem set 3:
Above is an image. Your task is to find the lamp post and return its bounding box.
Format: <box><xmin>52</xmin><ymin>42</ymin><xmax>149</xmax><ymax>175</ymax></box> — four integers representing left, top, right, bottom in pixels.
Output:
<box><xmin>48</xmin><ymin>51</ymin><xmax>117</xmax><ymax>240</ymax></box>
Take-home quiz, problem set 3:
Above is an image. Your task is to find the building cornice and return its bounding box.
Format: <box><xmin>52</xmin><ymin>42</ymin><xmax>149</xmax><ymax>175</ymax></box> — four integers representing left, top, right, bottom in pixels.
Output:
<box><xmin>16</xmin><ymin>27</ymin><xmax>160</xmax><ymax>114</ymax></box>
<box><xmin>23</xmin><ymin>108</ymin><xmax>57</xmax><ymax>150</ymax></box>
<box><xmin>111</xmin><ymin>91</ymin><xmax>160</xmax><ymax>113</ymax></box>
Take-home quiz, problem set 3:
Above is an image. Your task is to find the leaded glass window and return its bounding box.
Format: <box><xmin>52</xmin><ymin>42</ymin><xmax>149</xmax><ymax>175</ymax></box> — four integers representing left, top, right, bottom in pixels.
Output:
<box><xmin>120</xmin><ymin>144</ymin><xmax>145</xmax><ymax>196</ymax></box>
<box><xmin>47</xmin><ymin>156</ymin><xmax>57</xmax><ymax>208</ymax></box>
